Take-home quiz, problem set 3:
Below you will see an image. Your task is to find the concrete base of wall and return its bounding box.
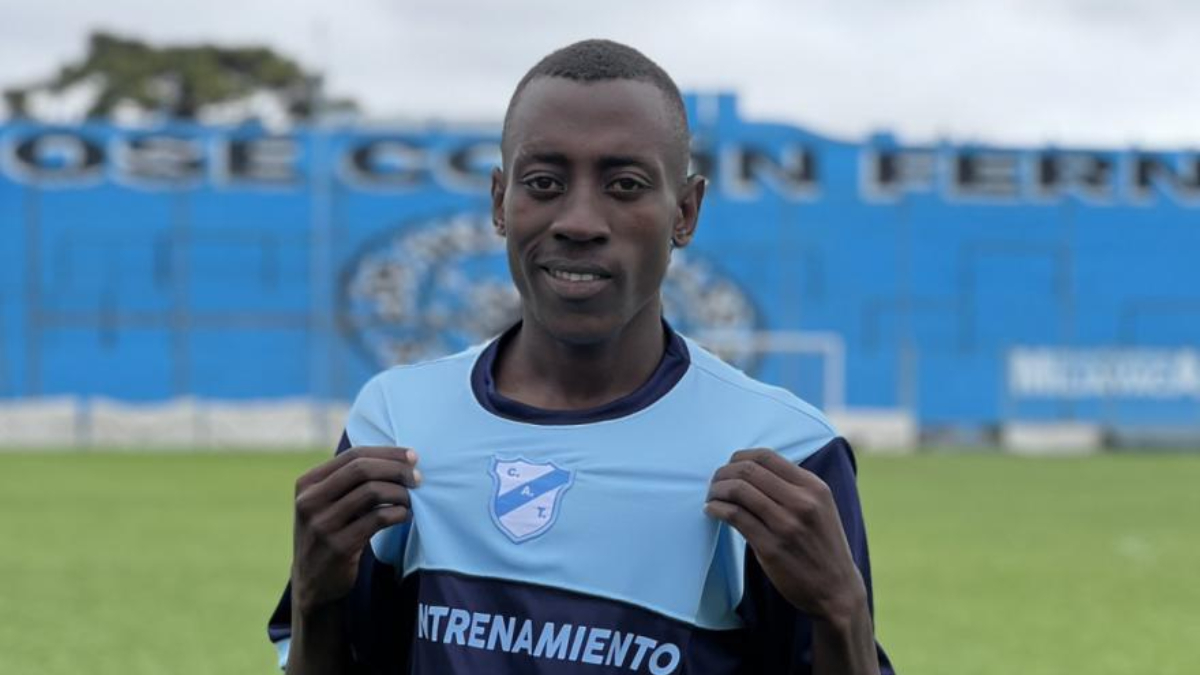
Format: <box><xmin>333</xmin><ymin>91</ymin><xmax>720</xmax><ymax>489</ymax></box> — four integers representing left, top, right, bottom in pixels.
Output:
<box><xmin>827</xmin><ymin>408</ymin><xmax>918</xmax><ymax>453</ymax></box>
<box><xmin>0</xmin><ymin>397</ymin><xmax>348</xmax><ymax>450</ymax></box>
<box><xmin>0</xmin><ymin>398</ymin><xmax>81</xmax><ymax>447</ymax></box>
<box><xmin>6</xmin><ymin>399</ymin><xmax>1192</xmax><ymax>455</ymax></box>
<box><xmin>1000</xmin><ymin>422</ymin><xmax>1104</xmax><ymax>456</ymax></box>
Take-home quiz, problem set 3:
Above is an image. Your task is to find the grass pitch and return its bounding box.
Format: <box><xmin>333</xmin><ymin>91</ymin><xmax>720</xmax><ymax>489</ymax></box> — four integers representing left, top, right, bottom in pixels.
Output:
<box><xmin>1</xmin><ymin>450</ymin><xmax>1197</xmax><ymax>675</ymax></box>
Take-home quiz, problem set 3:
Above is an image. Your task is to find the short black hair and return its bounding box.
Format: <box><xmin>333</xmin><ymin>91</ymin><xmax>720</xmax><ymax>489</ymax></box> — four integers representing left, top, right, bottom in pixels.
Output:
<box><xmin>501</xmin><ymin>39</ymin><xmax>691</xmax><ymax>181</ymax></box>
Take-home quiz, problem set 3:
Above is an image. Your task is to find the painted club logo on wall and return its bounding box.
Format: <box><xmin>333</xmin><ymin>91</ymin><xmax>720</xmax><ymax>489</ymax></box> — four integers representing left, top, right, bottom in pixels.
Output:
<box><xmin>340</xmin><ymin>211</ymin><xmax>761</xmax><ymax>370</ymax></box>
<box><xmin>489</xmin><ymin>457</ymin><xmax>575</xmax><ymax>543</ymax></box>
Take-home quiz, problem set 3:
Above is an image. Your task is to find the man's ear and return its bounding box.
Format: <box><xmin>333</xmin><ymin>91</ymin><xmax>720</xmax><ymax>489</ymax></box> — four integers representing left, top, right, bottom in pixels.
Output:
<box><xmin>671</xmin><ymin>174</ymin><xmax>707</xmax><ymax>248</ymax></box>
<box><xmin>491</xmin><ymin>167</ymin><xmax>506</xmax><ymax>236</ymax></box>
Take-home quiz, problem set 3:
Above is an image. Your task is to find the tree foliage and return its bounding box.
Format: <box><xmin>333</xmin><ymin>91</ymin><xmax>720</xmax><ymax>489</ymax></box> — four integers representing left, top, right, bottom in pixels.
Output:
<box><xmin>4</xmin><ymin>31</ymin><xmax>356</xmax><ymax>122</ymax></box>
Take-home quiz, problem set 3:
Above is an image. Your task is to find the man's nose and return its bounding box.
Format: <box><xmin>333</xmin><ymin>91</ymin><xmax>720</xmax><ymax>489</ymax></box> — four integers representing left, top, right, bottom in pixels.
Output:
<box><xmin>549</xmin><ymin>189</ymin><xmax>609</xmax><ymax>243</ymax></box>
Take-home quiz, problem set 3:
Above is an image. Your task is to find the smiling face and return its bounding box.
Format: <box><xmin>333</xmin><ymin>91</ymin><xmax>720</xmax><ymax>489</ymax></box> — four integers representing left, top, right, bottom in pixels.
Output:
<box><xmin>492</xmin><ymin>77</ymin><xmax>704</xmax><ymax>346</ymax></box>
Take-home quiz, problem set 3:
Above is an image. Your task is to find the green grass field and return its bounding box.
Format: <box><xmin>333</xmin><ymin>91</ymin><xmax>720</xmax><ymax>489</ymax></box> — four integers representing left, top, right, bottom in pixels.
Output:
<box><xmin>1</xmin><ymin>451</ymin><xmax>1197</xmax><ymax>675</ymax></box>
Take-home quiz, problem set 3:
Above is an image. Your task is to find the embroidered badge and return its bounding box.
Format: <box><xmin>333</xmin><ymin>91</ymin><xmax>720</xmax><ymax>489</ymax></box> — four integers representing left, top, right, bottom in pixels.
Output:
<box><xmin>489</xmin><ymin>456</ymin><xmax>575</xmax><ymax>543</ymax></box>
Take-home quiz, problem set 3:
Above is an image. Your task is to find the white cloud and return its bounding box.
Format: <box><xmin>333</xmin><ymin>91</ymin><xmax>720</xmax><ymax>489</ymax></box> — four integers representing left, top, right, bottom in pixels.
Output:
<box><xmin>0</xmin><ymin>0</ymin><xmax>1197</xmax><ymax>146</ymax></box>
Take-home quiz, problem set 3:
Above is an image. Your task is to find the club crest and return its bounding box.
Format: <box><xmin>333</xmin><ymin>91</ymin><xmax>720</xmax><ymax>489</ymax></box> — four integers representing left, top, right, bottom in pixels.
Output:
<box><xmin>489</xmin><ymin>457</ymin><xmax>575</xmax><ymax>543</ymax></box>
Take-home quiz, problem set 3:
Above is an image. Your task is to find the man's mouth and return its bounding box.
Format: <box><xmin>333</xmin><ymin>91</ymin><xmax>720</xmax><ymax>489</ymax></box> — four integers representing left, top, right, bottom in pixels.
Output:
<box><xmin>546</xmin><ymin>268</ymin><xmax>605</xmax><ymax>283</ymax></box>
<box><xmin>539</xmin><ymin>264</ymin><xmax>612</xmax><ymax>298</ymax></box>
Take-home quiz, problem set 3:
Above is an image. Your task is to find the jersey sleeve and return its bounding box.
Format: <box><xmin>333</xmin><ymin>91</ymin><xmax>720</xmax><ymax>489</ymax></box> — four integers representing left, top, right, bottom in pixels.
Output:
<box><xmin>343</xmin><ymin>371</ymin><xmax>399</xmax><ymax>447</ymax></box>
<box><xmin>736</xmin><ymin>436</ymin><xmax>896</xmax><ymax>674</ymax></box>
<box><xmin>266</xmin><ymin>373</ymin><xmax>415</xmax><ymax>672</ymax></box>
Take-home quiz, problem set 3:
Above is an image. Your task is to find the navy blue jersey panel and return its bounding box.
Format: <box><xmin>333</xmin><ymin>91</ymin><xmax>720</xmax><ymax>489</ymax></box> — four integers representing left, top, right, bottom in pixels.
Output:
<box><xmin>267</xmin><ymin>586</ymin><xmax>292</xmax><ymax>644</ymax></box>
<box><xmin>471</xmin><ymin>321</ymin><xmax>690</xmax><ymax>426</ymax></box>
<box><xmin>346</xmin><ymin>551</ymin><xmax>415</xmax><ymax>674</ymax></box>
<box><xmin>736</xmin><ymin>438</ymin><xmax>895</xmax><ymax>674</ymax></box>
<box><xmin>409</xmin><ymin>571</ymin><xmax>745</xmax><ymax>674</ymax></box>
<box><xmin>336</xmin><ymin>429</ymin><xmax>352</xmax><ymax>454</ymax></box>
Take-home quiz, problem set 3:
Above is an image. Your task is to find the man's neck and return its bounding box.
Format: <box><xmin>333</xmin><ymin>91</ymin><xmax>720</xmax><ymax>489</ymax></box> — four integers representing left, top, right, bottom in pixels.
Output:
<box><xmin>493</xmin><ymin>311</ymin><xmax>667</xmax><ymax>411</ymax></box>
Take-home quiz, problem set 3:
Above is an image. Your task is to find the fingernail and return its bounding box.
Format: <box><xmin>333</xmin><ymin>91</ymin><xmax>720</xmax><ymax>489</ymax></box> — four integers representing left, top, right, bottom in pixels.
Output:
<box><xmin>412</xmin><ymin>468</ymin><xmax>423</xmax><ymax>486</ymax></box>
<box><xmin>406</xmin><ymin>449</ymin><xmax>419</xmax><ymax>464</ymax></box>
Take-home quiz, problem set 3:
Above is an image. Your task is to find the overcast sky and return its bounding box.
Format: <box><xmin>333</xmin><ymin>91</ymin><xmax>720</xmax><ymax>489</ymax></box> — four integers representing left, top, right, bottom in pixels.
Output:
<box><xmin>1</xmin><ymin>0</ymin><xmax>1197</xmax><ymax>147</ymax></box>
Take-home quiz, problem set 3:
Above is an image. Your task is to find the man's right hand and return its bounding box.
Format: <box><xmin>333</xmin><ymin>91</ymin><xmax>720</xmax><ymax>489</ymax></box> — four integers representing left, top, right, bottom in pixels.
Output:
<box><xmin>290</xmin><ymin>446</ymin><xmax>421</xmax><ymax>614</ymax></box>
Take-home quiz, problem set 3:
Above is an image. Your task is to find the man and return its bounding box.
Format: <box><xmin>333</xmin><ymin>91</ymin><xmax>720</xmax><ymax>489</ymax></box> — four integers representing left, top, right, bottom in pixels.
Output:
<box><xmin>270</xmin><ymin>39</ymin><xmax>895</xmax><ymax>674</ymax></box>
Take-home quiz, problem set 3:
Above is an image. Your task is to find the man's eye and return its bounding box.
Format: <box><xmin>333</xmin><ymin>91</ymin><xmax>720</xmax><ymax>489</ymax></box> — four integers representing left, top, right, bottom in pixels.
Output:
<box><xmin>609</xmin><ymin>177</ymin><xmax>648</xmax><ymax>193</ymax></box>
<box><xmin>522</xmin><ymin>176</ymin><xmax>564</xmax><ymax>193</ymax></box>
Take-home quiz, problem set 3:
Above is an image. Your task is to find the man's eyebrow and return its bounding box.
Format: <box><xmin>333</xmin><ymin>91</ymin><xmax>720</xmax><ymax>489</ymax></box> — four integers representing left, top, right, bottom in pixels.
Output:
<box><xmin>514</xmin><ymin>151</ymin><xmax>569</xmax><ymax>167</ymax></box>
<box><xmin>513</xmin><ymin>151</ymin><xmax>661</xmax><ymax>175</ymax></box>
<box><xmin>597</xmin><ymin>155</ymin><xmax>658</xmax><ymax>173</ymax></box>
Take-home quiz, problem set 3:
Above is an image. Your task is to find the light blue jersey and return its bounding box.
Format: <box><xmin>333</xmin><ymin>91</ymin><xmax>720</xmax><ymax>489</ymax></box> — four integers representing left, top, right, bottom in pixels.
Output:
<box><xmin>268</xmin><ymin>325</ymin><xmax>894</xmax><ymax>674</ymax></box>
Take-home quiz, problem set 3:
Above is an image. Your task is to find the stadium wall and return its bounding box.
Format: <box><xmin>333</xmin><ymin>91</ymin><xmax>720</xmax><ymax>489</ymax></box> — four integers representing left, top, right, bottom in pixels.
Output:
<box><xmin>2</xmin><ymin>94</ymin><xmax>1198</xmax><ymax>448</ymax></box>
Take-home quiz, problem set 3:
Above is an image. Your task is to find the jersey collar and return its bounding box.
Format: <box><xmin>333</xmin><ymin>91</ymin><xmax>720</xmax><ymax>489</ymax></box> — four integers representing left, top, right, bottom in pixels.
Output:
<box><xmin>470</xmin><ymin>321</ymin><xmax>690</xmax><ymax>425</ymax></box>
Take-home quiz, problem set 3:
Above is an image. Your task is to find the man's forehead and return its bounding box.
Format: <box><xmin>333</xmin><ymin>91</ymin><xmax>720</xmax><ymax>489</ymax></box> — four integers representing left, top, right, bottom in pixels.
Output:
<box><xmin>505</xmin><ymin>78</ymin><xmax>678</xmax><ymax>169</ymax></box>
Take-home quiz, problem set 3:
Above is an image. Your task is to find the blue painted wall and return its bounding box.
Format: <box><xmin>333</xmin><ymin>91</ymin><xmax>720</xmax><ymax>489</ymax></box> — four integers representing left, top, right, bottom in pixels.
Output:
<box><xmin>2</xmin><ymin>94</ymin><xmax>1197</xmax><ymax>430</ymax></box>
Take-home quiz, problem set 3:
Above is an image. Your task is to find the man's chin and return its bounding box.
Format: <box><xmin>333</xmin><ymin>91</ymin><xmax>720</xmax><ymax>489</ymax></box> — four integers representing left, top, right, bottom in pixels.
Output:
<box><xmin>528</xmin><ymin>311</ymin><xmax>626</xmax><ymax>347</ymax></box>
<box><xmin>545</xmin><ymin>319</ymin><xmax>619</xmax><ymax>347</ymax></box>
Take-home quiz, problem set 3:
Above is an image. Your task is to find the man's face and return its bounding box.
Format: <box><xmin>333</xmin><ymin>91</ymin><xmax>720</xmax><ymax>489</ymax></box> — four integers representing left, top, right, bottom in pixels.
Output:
<box><xmin>492</xmin><ymin>77</ymin><xmax>704</xmax><ymax>345</ymax></box>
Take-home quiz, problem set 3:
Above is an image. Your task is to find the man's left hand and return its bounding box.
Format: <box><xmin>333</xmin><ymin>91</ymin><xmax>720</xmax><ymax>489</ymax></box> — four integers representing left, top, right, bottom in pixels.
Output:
<box><xmin>705</xmin><ymin>448</ymin><xmax>867</xmax><ymax>621</ymax></box>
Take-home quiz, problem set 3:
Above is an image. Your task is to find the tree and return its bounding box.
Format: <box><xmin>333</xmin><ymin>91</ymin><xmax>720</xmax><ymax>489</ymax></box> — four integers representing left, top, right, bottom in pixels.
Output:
<box><xmin>3</xmin><ymin>31</ymin><xmax>357</xmax><ymax>125</ymax></box>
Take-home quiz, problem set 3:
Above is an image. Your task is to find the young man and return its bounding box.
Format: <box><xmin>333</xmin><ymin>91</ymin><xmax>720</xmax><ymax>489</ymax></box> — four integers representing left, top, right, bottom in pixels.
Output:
<box><xmin>271</xmin><ymin>40</ymin><xmax>895</xmax><ymax>674</ymax></box>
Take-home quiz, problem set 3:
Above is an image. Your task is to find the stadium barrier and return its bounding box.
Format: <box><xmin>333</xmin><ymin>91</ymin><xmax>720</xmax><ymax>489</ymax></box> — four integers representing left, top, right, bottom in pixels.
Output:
<box><xmin>827</xmin><ymin>408</ymin><xmax>918</xmax><ymax>454</ymax></box>
<box><xmin>0</xmin><ymin>397</ymin><xmax>347</xmax><ymax>450</ymax></box>
<box><xmin>999</xmin><ymin>422</ymin><xmax>1104</xmax><ymax>456</ymax></box>
<box><xmin>0</xmin><ymin>397</ymin><xmax>78</xmax><ymax>447</ymax></box>
<box><xmin>7</xmin><ymin>399</ymin><xmax>1195</xmax><ymax>453</ymax></box>
<box><xmin>0</xmin><ymin>398</ymin><xmax>921</xmax><ymax>453</ymax></box>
